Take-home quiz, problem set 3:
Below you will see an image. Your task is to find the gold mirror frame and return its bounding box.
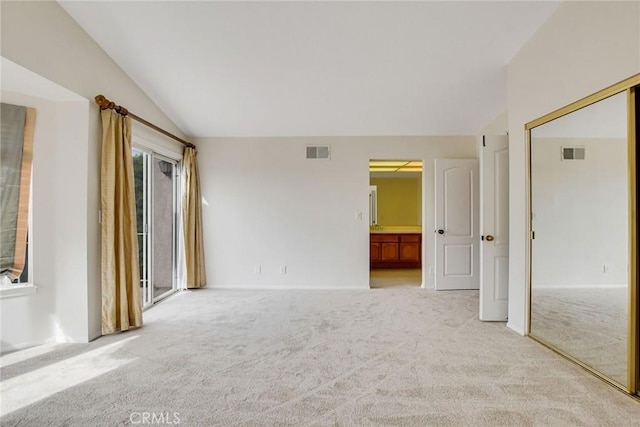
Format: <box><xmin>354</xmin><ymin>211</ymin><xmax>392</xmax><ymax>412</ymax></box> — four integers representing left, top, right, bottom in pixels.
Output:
<box><xmin>525</xmin><ymin>73</ymin><xmax>640</xmax><ymax>395</ymax></box>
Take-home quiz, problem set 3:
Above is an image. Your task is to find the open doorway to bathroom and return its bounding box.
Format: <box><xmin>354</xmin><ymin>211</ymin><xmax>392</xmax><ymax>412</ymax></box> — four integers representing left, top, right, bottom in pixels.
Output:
<box><xmin>369</xmin><ymin>160</ymin><xmax>423</xmax><ymax>288</ymax></box>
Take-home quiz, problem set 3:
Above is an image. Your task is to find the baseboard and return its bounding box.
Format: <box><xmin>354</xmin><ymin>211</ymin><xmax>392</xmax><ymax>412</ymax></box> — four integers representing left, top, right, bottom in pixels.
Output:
<box><xmin>1</xmin><ymin>333</ymin><xmax>92</xmax><ymax>354</ymax></box>
<box><xmin>54</xmin><ymin>334</ymin><xmax>90</xmax><ymax>344</ymax></box>
<box><xmin>210</xmin><ymin>284</ymin><xmax>368</xmax><ymax>290</ymax></box>
<box><xmin>89</xmin><ymin>328</ymin><xmax>102</xmax><ymax>342</ymax></box>
<box><xmin>1</xmin><ymin>336</ymin><xmax>57</xmax><ymax>355</ymax></box>
<box><xmin>506</xmin><ymin>322</ymin><xmax>526</xmax><ymax>336</ymax></box>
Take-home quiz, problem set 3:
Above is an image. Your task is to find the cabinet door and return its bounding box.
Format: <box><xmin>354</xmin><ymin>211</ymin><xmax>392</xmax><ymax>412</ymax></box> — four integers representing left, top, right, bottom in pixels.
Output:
<box><xmin>381</xmin><ymin>243</ymin><xmax>399</xmax><ymax>261</ymax></box>
<box><xmin>370</xmin><ymin>242</ymin><xmax>381</xmax><ymax>261</ymax></box>
<box><xmin>400</xmin><ymin>242</ymin><xmax>420</xmax><ymax>262</ymax></box>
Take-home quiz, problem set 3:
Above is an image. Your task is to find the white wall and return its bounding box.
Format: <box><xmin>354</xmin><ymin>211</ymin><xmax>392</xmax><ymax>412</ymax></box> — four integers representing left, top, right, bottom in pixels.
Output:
<box><xmin>196</xmin><ymin>136</ymin><xmax>476</xmax><ymax>290</ymax></box>
<box><xmin>479</xmin><ymin>111</ymin><xmax>508</xmax><ymax>136</ymax></box>
<box><xmin>1</xmin><ymin>1</ymin><xmax>186</xmax><ymax>344</ymax></box>
<box><xmin>507</xmin><ymin>1</ymin><xmax>640</xmax><ymax>334</ymax></box>
<box><xmin>531</xmin><ymin>137</ymin><xmax>628</xmax><ymax>287</ymax></box>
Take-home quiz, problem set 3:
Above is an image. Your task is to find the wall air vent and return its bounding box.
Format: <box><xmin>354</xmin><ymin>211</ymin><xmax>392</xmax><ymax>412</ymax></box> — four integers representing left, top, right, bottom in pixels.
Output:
<box><xmin>562</xmin><ymin>147</ymin><xmax>585</xmax><ymax>160</ymax></box>
<box><xmin>306</xmin><ymin>145</ymin><xmax>330</xmax><ymax>160</ymax></box>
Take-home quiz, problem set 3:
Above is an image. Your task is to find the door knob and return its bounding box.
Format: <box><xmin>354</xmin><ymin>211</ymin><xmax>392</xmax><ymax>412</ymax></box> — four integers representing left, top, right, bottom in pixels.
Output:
<box><xmin>486</xmin><ymin>235</ymin><xmax>495</xmax><ymax>241</ymax></box>
<box><xmin>437</xmin><ymin>229</ymin><xmax>444</xmax><ymax>235</ymax></box>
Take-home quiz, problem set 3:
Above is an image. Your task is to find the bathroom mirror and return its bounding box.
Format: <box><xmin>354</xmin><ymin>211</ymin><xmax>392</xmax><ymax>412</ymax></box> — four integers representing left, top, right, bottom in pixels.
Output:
<box><xmin>528</xmin><ymin>86</ymin><xmax>635</xmax><ymax>391</ymax></box>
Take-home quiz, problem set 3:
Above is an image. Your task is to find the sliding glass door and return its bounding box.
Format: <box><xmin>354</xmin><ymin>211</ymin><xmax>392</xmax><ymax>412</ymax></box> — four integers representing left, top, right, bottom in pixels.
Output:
<box><xmin>133</xmin><ymin>148</ymin><xmax>179</xmax><ymax>308</ymax></box>
<box><xmin>152</xmin><ymin>156</ymin><xmax>177</xmax><ymax>301</ymax></box>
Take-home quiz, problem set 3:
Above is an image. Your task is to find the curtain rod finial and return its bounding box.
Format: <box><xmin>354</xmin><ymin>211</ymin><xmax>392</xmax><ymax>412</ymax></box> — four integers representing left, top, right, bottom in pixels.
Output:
<box><xmin>95</xmin><ymin>94</ymin><xmax>129</xmax><ymax>116</ymax></box>
<box><xmin>95</xmin><ymin>94</ymin><xmax>109</xmax><ymax>110</ymax></box>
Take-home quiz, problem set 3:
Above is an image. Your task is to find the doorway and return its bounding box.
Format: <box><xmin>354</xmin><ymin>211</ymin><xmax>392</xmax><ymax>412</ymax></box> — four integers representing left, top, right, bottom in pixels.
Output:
<box><xmin>132</xmin><ymin>148</ymin><xmax>179</xmax><ymax>308</ymax></box>
<box><xmin>369</xmin><ymin>160</ymin><xmax>423</xmax><ymax>289</ymax></box>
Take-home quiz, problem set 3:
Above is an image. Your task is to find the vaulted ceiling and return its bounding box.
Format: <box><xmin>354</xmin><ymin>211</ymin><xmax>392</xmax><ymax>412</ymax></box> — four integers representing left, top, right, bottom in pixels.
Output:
<box><xmin>60</xmin><ymin>1</ymin><xmax>559</xmax><ymax>137</ymax></box>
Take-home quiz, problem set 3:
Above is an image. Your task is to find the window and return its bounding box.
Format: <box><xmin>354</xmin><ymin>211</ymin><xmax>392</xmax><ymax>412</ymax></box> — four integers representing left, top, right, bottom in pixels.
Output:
<box><xmin>0</xmin><ymin>103</ymin><xmax>35</xmax><ymax>289</ymax></box>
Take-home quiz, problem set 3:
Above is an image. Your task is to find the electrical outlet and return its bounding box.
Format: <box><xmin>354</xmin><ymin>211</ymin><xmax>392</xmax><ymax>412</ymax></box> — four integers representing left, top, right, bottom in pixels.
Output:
<box><xmin>280</xmin><ymin>265</ymin><xmax>287</xmax><ymax>275</ymax></box>
<box><xmin>254</xmin><ymin>264</ymin><xmax>261</xmax><ymax>274</ymax></box>
<box><xmin>603</xmin><ymin>264</ymin><xmax>610</xmax><ymax>274</ymax></box>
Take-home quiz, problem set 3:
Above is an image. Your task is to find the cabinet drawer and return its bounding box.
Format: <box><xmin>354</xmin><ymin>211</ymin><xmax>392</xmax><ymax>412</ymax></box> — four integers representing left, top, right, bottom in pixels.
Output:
<box><xmin>371</xmin><ymin>234</ymin><xmax>399</xmax><ymax>243</ymax></box>
<box><xmin>400</xmin><ymin>234</ymin><xmax>421</xmax><ymax>243</ymax></box>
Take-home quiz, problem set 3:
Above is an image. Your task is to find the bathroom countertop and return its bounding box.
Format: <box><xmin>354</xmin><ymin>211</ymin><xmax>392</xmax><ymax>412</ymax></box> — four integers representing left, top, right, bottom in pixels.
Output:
<box><xmin>370</xmin><ymin>226</ymin><xmax>422</xmax><ymax>234</ymax></box>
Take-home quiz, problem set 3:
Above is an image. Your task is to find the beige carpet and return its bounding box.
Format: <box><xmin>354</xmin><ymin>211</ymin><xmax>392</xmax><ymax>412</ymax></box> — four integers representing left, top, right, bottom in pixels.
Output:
<box><xmin>1</xmin><ymin>287</ymin><xmax>639</xmax><ymax>426</ymax></box>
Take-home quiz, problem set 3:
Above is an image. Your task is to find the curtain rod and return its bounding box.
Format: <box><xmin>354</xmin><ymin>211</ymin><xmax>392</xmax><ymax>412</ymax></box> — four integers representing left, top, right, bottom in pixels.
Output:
<box><xmin>94</xmin><ymin>94</ymin><xmax>195</xmax><ymax>149</ymax></box>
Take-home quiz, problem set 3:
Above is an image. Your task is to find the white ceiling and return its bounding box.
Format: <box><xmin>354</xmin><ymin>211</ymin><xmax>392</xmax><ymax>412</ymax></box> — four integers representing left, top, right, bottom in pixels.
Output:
<box><xmin>60</xmin><ymin>1</ymin><xmax>559</xmax><ymax>138</ymax></box>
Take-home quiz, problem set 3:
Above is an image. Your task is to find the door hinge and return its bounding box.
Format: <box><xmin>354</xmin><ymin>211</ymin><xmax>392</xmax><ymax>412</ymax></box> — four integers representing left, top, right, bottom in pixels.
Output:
<box><xmin>98</xmin><ymin>210</ymin><xmax>102</xmax><ymax>224</ymax></box>
<box><xmin>482</xmin><ymin>135</ymin><xmax>486</xmax><ymax>147</ymax></box>
<box><xmin>531</xmin><ymin>231</ymin><xmax>535</xmax><ymax>240</ymax></box>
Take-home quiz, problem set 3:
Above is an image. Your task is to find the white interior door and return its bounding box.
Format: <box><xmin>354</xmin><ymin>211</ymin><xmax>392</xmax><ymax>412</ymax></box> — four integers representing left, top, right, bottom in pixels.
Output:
<box><xmin>434</xmin><ymin>159</ymin><xmax>479</xmax><ymax>290</ymax></box>
<box><xmin>479</xmin><ymin>136</ymin><xmax>509</xmax><ymax>321</ymax></box>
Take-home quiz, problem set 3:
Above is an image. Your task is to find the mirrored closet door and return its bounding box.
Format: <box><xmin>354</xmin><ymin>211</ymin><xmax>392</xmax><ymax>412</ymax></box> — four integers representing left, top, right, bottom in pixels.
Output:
<box><xmin>527</xmin><ymin>75</ymin><xmax>639</xmax><ymax>395</ymax></box>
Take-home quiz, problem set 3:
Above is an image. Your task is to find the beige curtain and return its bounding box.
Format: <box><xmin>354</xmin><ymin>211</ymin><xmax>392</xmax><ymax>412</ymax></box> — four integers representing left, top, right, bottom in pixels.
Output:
<box><xmin>182</xmin><ymin>147</ymin><xmax>206</xmax><ymax>288</ymax></box>
<box><xmin>100</xmin><ymin>109</ymin><xmax>142</xmax><ymax>334</ymax></box>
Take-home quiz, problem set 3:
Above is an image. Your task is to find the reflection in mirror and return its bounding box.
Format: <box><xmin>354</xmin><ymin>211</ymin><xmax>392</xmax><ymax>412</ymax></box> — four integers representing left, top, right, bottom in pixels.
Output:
<box><xmin>530</xmin><ymin>91</ymin><xmax>628</xmax><ymax>386</ymax></box>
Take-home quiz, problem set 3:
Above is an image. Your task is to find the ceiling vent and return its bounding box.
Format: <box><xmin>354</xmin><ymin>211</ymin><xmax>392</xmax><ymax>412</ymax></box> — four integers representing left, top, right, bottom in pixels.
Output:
<box><xmin>562</xmin><ymin>147</ymin><xmax>585</xmax><ymax>160</ymax></box>
<box><xmin>306</xmin><ymin>145</ymin><xmax>330</xmax><ymax>160</ymax></box>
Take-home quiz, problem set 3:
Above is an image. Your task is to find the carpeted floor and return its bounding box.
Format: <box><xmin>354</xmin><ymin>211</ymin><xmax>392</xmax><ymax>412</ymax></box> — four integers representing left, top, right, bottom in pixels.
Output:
<box><xmin>369</xmin><ymin>269</ymin><xmax>422</xmax><ymax>289</ymax></box>
<box><xmin>1</xmin><ymin>286</ymin><xmax>639</xmax><ymax>426</ymax></box>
